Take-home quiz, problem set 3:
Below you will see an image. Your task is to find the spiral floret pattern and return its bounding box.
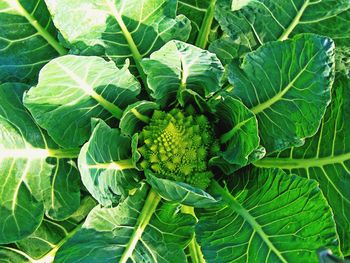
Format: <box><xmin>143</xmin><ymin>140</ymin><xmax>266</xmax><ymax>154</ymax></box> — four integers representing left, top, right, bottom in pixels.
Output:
<box><xmin>139</xmin><ymin>109</ymin><xmax>216</xmax><ymax>189</ymax></box>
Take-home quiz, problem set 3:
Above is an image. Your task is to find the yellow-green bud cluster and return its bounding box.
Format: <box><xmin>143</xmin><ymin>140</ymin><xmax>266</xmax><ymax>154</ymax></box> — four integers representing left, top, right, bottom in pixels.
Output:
<box><xmin>139</xmin><ymin>109</ymin><xmax>214</xmax><ymax>189</ymax></box>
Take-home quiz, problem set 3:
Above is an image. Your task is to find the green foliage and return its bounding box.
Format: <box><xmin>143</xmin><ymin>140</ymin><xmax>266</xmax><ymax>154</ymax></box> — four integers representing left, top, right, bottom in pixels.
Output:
<box><xmin>196</xmin><ymin>169</ymin><xmax>341</xmax><ymax>262</ymax></box>
<box><xmin>212</xmin><ymin>0</ymin><xmax>350</xmax><ymax>64</ymax></box>
<box><xmin>0</xmin><ymin>83</ymin><xmax>80</xmax><ymax>244</ymax></box>
<box><xmin>0</xmin><ymin>0</ymin><xmax>66</xmax><ymax>84</ymax></box>
<box><xmin>210</xmin><ymin>95</ymin><xmax>262</xmax><ymax>172</ymax></box>
<box><xmin>24</xmin><ymin>55</ymin><xmax>140</xmax><ymax>148</ymax></box>
<box><xmin>78</xmin><ymin>119</ymin><xmax>140</xmax><ymax>207</ymax></box>
<box><xmin>146</xmin><ymin>171</ymin><xmax>218</xmax><ymax>208</ymax></box>
<box><xmin>1</xmin><ymin>0</ymin><xmax>349</xmax><ymax>262</ymax></box>
<box><xmin>254</xmin><ymin>76</ymin><xmax>350</xmax><ymax>254</ymax></box>
<box><xmin>227</xmin><ymin>34</ymin><xmax>334</xmax><ymax>153</ymax></box>
<box><xmin>54</xmin><ymin>185</ymin><xmax>195</xmax><ymax>262</ymax></box>
<box><xmin>142</xmin><ymin>40</ymin><xmax>224</xmax><ymax>107</ymax></box>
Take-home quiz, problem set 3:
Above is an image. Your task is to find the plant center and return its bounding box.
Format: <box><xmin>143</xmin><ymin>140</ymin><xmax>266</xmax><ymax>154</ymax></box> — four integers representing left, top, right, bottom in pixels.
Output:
<box><xmin>139</xmin><ymin>109</ymin><xmax>216</xmax><ymax>189</ymax></box>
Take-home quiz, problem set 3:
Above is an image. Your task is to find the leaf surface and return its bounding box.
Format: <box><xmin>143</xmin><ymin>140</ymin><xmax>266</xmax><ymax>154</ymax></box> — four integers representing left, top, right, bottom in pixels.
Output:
<box><xmin>254</xmin><ymin>76</ymin><xmax>350</xmax><ymax>255</ymax></box>
<box><xmin>210</xmin><ymin>96</ymin><xmax>262</xmax><ymax>172</ymax></box>
<box><xmin>0</xmin><ymin>0</ymin><xmax>66</xmax><ymax>84</ymax></box>
<box><xmin>44</xmin><ymin>0</ymin><xmax>191</xmax><ymax>82</ymax></box>
<box><xmin>196</xmin><ymin>169</ymin><xmax>341</xmax><ymax>262</ymax></box>
<box><xmin>177</xmin><ymin>0</ymin><xmax>213</xmax><ymax>43</ymax></box>
<box><xmin>228</xmin><ymin>34</ymin><xmax>334</xmax><ymax>153</ymax></box>
<box><xmin>0</xmin><ymin>246</ymin><xmax>31</xmax><ymax>263</ymax></box>
<box><xmin>213</xmin><ymin>0</ymin><xmax>350</xmax><ymax>62</ymax></box>
<box><xmin>55</xmin><ymin>185</ymin><xmax>195</xmax><ymax>262</ymax></box>
<box><xmin>24</xmin><ymin>55</ymin><xmax>140</xmax><ymax>148</ymax></box>
<box><xmin>0</xmin><ymin>83</ymin><xmax>80</xmax><ymax>244</ymax></box>
<box><xmin>142</xmin><ymin>40</ymin><xmax>224</xmax><ymax>107</ymax></box>
<box><xmin>177</xmin><ymin>0</ymin><xmax>217</xmax><ymax>49</ymax></box>
<box><xmin>0</xmin><ymin>196</ymin><xmax>95</xmax><ymax>262</ymax></box>
<box><xmin>146</xmin><ymin>172</ymin><xmax>218</xmax><ymax>208</ymax></box>
<box><xmin>79</xmin><ymin>119</ymin><xmax>140</xmax><ymax>207</ymax></box>
<box><xmin>119</xmin><ymin>101</ymin><xmax>159</xmax><ymax>137</ymax></box>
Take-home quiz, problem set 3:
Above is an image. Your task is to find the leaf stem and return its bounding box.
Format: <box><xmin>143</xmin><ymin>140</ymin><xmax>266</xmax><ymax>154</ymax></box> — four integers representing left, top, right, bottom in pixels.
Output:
<box><xmin>131</xmin><ymin>108</ymin><xmax>150</xmax><ymax>123</ymax></box>
<box><xmin>181</xmin><ymin>205</ymin><xmax>206</xmax><ymax>263</ymax></box>
<box><xmin>48</xmin><ymin>148</ymin><xmax>80</xmax><ymax>159</ymax></box>
<box><xmin>106</xmin><ymin>1</ymin><xmax>149</xmax><ymax>90</ymax></box>
<box><xmin>253</xmin><ymin>152</ymin><xmax>350</xmax><ymax>169</ymax></box>
<box><xmin>91</xmin><ymin>93</ymin><xmax>123</xmax><ymax>119</ymax></box>
<box><xmin>195</xmin><ymin>0</ymin><xmax>216</xmax><ymax>49</ymax></box>
<box><xmin>210</xmin><ymin>180</ymin><xmax>288</xmax><ymax>263</ymax></box>
<box><xmin>119</xmin><ymin>188</ymin><xmax>161</xmax><ymax>263</ymax></box>
<box><xmin>220</xmin><ymin>118</ymin><xmax>252</xmax><ymax>144</ymax></box>
<box><xmin>86</xmin><ymin>159</ymin><xmax>135</xmax><ymax>170</ymax></box>
<box><xmin>11</xmin><ymin>0</ymin><xmax>67</xmax><ymax>56</ymax></box>
<box><xmin>278</xmin><ymin>0</ymin><xmax>309</xmax><ymax>41</ymax></box>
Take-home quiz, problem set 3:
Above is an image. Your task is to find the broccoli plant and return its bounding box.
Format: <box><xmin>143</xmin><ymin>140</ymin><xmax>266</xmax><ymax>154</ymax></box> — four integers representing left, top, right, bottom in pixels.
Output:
<box><xmin>0</xmin><ymin>0</ymin><xmax>350</xmax><ymax>262</ymax></box>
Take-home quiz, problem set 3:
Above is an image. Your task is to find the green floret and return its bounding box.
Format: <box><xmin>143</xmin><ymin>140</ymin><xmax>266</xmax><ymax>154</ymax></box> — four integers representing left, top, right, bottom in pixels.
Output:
<box><xmin>139</xmin><ymin>109</ymin><xmax>215</xmax><ymax>189</ymax></box>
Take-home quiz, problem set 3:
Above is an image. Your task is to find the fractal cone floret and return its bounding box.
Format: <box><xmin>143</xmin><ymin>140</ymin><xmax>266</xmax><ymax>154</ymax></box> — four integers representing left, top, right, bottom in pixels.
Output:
<box><xmin>138</xmin><ymin>109</ymin><xmax>217</xmax><ymax>189</ymax></box>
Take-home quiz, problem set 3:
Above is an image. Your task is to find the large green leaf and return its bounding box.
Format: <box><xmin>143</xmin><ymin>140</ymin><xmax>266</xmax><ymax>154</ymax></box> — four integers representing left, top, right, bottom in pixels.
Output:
<box><xmin>196</xmin><ymin>169</ymin><xmax>341</xmax><ymax>262</ymax></box>
<box><xmin>0</xmin><ymin>196</ymin><xmax>95</xmax><ymax>262</ymax></box>
<box><xmin>213</xmin><ymin>0</ymin><xmax>350</xmax><ymax>62</ymax></box>
<box><xmin>55</xmin><ymin>185</ymin><xmax>195</xmax><ymax>262</ymax></box>
<box><xmin>44</xmin><ymin>0</ymin><xmax>191</xmax><ymax>83</ymax></box>
<box><xmin>227</xmin><ymin>34</ymin><xmax>334</xmax><ymax>153</ymax></box>
<box><xmin>142</xmin><ymin>40</ymin><xmax>224</xmax><ymax>107</ymax></box>
<box><xmin>24</xmin><ymin>55</ymin><xmax>141</xmax><ymax>148</ymax></box>
<box><xmin>0</xmin><ymin>83</ymin><xmax>80</xmax><ymax>244</ymax></box>
<box><xmin>210</xmin><ymin>95</ymin><xmax>262</xmax><ymax>172</ymax></box>
<box><xmin>0</xmin><ymin>0</ymin><xmax>67</xmax><ymax>84</ymax></box>
<box><xmin>78</xmin><ymin>119</ymin><xmax>140</xmax><ymax>207</ymax></box>
<box><xmin>254</xmin><ymin>76</ymin><xmax>350</xmax><ymax>255</ymax></box>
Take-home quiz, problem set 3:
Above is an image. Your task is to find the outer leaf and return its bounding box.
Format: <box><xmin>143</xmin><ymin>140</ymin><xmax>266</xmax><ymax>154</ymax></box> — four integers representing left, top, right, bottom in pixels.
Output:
<box><xmin>228</xmin><ymin>34</ymin><xmax>334</xmax><ymax>153</ymax></box>
<box><xmin>0</xmin><ymin>83</ymin><xmax>80</xmax><ymax>244</ymax></box>
<box><xmin>119</xmin><ymin>101</ymin><xmax>159</xmax><ymax>137</ymax></box>
<box><xmin>44</xmin><ymin>0</ymin><xmax>191</xmax><ymax>82</ymax></box>
<box><xmin>24</xmin><ymin>55</ymin><xmax>140</xmax><ymax>148</ymax></box>
<box><xmin>254</xmin><ymin>76</ymin><xmax>350</xmax><ymax>255</ymax></box>
<box><xmin>0</xmin><ymin>196</ymin><xmax>96</xmax><ymax>262</ymax></box>
<box><xmin>0</xmin><ymin>0</ymin><xmax>66</xmax><ymax>84</ymax></box>
<box><xmin>146</xmin><ymin>172</ymin><xmax>218</xmax><ymax>208</ymax></box>
<box><xmin>196</xmin><ymin>169</ymin><xmax>341</xmax><ymax>262</ymax></box>
<box><xmin>214</xmin><ymin>0</ymin><xmax>350</xmax><ymax>60</ymax></box>
<box><xmin>142</xmin><ymin>40</ymin><xmax>224</xmax><ymax>107</ymax></box>
<box><xmin>210</xmin><ymin>96</ymin><xmax>262</xmax><ymax>171</ymax></box>
<box><xmin>55</xmin><ymin>185</ymin><xmax>195</xmax><ymax>262</ymax></box>
<box><xmin>78</xmin><ymin>119</ymin><xmax>140</xmax><ymax>207</ymax></box>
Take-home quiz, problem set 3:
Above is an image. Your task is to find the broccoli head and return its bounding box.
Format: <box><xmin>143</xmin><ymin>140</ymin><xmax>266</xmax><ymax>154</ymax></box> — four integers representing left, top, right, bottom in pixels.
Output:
<box><xmin>138</xmin><ymin>109</ymin><xmax>217</xmax><ymax>189</ymax></box>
